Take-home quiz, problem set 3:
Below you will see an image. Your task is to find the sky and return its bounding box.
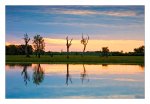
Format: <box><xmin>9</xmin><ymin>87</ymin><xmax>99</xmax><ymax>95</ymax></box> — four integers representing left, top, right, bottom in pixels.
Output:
<box><xmin>6</xmin><ymin>6</ymin><xmax>145</xmax><ymax>52</ymax></box>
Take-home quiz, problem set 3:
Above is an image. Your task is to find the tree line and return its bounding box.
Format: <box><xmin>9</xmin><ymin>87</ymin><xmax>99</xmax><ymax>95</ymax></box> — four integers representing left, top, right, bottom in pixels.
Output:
<box><xmin>6</xmin><ymin>33</ymin><xmax>144</xmax><ymax>57</ymax></box>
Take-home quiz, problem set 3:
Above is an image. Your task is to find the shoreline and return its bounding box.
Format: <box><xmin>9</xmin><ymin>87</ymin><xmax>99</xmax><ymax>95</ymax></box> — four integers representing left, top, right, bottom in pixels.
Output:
<box><xmin>6</xmin><ymin>55</ymin><xmax>144</xmax><ymax>65</ymax></box>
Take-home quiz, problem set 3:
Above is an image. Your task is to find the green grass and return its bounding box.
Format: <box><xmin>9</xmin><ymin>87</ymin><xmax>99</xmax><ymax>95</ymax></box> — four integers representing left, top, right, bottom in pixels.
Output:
<box><xmin>6</xmin><ymin>55</ymin><xmax>144</xmax><ymax>64</ymax></box>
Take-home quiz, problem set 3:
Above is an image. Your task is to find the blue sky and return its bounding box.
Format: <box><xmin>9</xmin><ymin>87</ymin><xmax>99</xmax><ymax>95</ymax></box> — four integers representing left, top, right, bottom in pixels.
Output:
<box><xmin>6</xmin><ymin>6</ymin><xmax>144</xmax><ymax>42</ymax></box>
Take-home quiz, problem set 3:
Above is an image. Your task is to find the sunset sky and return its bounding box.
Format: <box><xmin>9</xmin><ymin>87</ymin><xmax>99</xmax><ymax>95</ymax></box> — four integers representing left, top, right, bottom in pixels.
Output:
<box><xmin>6</xmin><ymin>6</ymin><xmax>144</xmax><ymax>52</ymax></box>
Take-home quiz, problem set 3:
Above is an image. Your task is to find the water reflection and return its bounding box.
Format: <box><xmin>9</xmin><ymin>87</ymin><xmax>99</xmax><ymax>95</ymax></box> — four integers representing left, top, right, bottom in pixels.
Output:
<box><xmin>21</xmin><ymin>65</ymin><xmax>30</xmax><ymax>85</ymax></box>
<box><xmin>7</xmin><ymin>64</ymin><xmax>145</xmax><ymax>86</ymax></box>
<box><xmin>19</xmin><ymin>64</ymin><xmax>93</xmax><ymax>86</ymax></box>
<box><xmin>33</xmin><ymin>64</ymin><xmax>45</xmax><ymax>85</ymax></box>
<box><xmin>80</xmin><ymin>64</ymin><xmax>89</xmax><ymax>84</ymax></box>
<box><xmin>66</xmin><ymin>64</ymin><xmax>72</xmax><ymax>86</ymax></box>
<box><xmin>102</xmin><ymin>64</ymin><xmax>108</xmax><ymax>67</ymax></box>
<box><xmin>6</xmin><ymin>64</ymin><xmax>145</xmax><ymax>98</ymax></box>
<box><xmin>139</xmin><ymin>64</ymin><xmax>144</xmax><ymax>69</ymax></box>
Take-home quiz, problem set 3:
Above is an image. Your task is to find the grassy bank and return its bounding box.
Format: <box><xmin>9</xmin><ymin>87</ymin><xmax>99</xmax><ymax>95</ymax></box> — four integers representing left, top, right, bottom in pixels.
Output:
<box><xmin>6</xmin><ymin>55</ymin><xmax>144</xmax><ymax>64</ymax></box>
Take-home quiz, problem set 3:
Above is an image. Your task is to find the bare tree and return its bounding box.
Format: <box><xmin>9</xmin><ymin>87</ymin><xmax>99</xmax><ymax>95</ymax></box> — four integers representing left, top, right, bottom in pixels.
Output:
<box><xmin>81</xmin><ymin>34</ymin><xmax>89</xmax><ymax>54</ymax></box>
<box><xmin>66</xmin><ymin>36</ymin><xmax>73</xmax><ymax>59</ymax></box>
<box><xmin>23</xmin><ymin>33</ymin><xmax>30</xmax><ymax>57</ymax></box>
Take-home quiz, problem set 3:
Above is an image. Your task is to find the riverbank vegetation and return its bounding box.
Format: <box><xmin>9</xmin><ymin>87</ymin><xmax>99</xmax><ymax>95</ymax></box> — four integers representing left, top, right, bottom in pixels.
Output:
<box><xmin>6</xmin><ymin>55</ymin><xmax>144</xmax><ymax>64</ymax></box>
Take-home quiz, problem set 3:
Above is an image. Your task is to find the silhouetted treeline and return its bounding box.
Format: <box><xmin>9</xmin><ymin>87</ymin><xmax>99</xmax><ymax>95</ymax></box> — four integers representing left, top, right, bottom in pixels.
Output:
<box><xmin>45</xmin><ymin>51</ymin><xmax>144</xmax><ymax>56</ymax></box>
<box><xmin>6</xmin><ymin>45</ymin><xmax>144</xmax><ymax>56</ymax></box>
<box><xmin>6</xmin><ymin>45</ymin><xmax>33</xmax><ymax>55</ymax></box>
<box><xmin>44</xmin><ymin>45</ymin><xmax>144</xmax><ymax>56</ymax></box>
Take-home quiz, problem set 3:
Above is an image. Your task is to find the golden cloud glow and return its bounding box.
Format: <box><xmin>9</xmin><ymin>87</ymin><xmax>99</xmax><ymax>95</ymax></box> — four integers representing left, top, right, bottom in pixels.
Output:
<box><xmin>44</xmin><ymin>38</ymin><xmax>66</xmax><ymax>44</ymax></box>
<box><xmin>6</xmin><ymin>42</ymin><xmax>11</xmax><ymax>46</ymax></box>
<box><xmin>6</xmin><ymin>42</ymin><xmax>21</xmax><ymax>46</ymax></box>
<box><xmin>6</xmin><ymin>38</ymin><xmax>144</xmax><ymax>52</ymax></box>
<box><xmin>44</xmin><ymin>38</ymin><xmax>144</xmax><ymax>52</ymax></box>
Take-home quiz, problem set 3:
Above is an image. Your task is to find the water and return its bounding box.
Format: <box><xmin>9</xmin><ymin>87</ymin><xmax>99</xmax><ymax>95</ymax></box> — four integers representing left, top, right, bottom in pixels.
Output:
<box><xmin>6</xmin><ymin>64</ymin><xmax>144</xmax><ymax>99</ymax></box>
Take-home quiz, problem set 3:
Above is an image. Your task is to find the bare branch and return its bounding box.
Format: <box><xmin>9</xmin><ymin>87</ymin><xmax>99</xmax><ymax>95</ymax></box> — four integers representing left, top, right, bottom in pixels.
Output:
<box><xmin>69</xmin><ymin>39</ymin><xmax>73</xmax><ymax>44</ymax></box>
<box><xmin>81</xmin><ymin>34</ymin><xmax>90</xmax><ymax>52</ymax></box>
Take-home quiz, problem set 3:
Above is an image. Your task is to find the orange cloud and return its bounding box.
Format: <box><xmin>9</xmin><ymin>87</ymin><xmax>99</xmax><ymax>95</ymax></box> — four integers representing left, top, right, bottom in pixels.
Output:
<box><xmin>44</xmin><ymin>38</ymin><xmax>144</xmax><ymax>52</ymax></box>
<box><xmin>6</xmin><ymin>38</ymin><xmax>144</xmax><ymax>52</ymax></box>
<box><xmin>5</xmin><ymin>42</ymin><xmax>21</xmax><ymax>46</ymax></box>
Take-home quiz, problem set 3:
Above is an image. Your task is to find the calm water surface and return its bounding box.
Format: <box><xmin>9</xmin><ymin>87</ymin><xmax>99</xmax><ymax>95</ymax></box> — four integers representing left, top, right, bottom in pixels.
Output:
<box><xmin>6</xmin><ymin>64</ymin><xmax>144</xmax><ymax>99</ymax></box>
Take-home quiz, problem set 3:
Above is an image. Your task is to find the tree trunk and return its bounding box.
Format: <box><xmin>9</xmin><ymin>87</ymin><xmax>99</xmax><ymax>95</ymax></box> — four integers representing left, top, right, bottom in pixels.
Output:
<box><xmin>25</xmin><ymin>43</ymin><xmax>30</xmax><ymax>57</ymax></box>
<box><xmin>38</xmin><ymin>53</ymin><xmax>40</xmax><ymax>58</ymax></box>
<box><xmin>35</xmin><ymin>52</ymin><xmax>37</xmax><ymax>57</ymax></box>
<box><xmin>82</xmin><ymin>45</ymin><xmax>86</xmax><ymax>57</ymax></box>
<box><xmin>38</xmin><ymin>50</ymin><xmax>40</xmax><ymax>58</ymax></box>
<box><xmin>83</xmin><ymin>45</ymin><xmax>86</xmax><ymax>53</ymax></box>
<box><xmin>67</xmin><ymin>47</ymin><xmax>69</xmax><ymax>59</ymax></box>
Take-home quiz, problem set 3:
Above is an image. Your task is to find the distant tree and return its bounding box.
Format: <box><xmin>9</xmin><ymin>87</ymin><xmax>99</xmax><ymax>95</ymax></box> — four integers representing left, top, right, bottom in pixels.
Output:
<box><xmin>102</xmin><ymin>47</ymin><xmax>109</xmax><ymax>57</ymax></box>
<box><xmin>17</xmin><ymin>45</ymin><xmax>25</xmax><ymax>54</ymax></box>
<box><xmin>66</xmin><ymin>36</ymin><xmax>73</xmax><ymax>59</ymax></box>
<box><xmin>81</xmin><ymin>34</ymin><xmax>89</xmax><ymax>55</ymax></box>
<box><xmin>134</xmin><ymin>45</ymin><xmax>144</xmax><ymax>54</ymax></box>
<box><xmin>33</xmin><ymin>35</ymin><xmax>45</xmax><ymax>58</ymax></box>
<box><xmin>47</xmin><ymin>51</ymin><xmax>53</xmax><ymax>57</ymax></box>
<box><xmin>6</xmin><ymin>45</ymin><xmax>33</xmax><ymax>55</ymax></box>
<box><xmin>23</xmin><ymin>33</ymin><xmax>30</xmax><ymax>57</ymax></box>
<box><xmin>6</xmin><ymin>45</ymin><xmax>18</xmax><ymax>55</ymax></box>
<box><xmin>18</xmin><ymin>45</ymin><xmax>33</xmax><ymax>55</ymax></box>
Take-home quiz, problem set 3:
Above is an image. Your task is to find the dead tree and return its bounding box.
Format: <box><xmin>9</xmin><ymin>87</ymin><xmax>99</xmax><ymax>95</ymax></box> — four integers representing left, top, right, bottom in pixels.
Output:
<box><xmin>81</xmin><ymin>34</ymin><xmax>89</xmax><ymax>55</ymax></box>
<box><xmin>23</xmin><ymin>33</ymin><xmax>30</xmax><ymax>57</ymax></box>
<box><xmin>66</xmin><ymin>36</ymin><xmax>73</xmax><ymax>59</ymax></box>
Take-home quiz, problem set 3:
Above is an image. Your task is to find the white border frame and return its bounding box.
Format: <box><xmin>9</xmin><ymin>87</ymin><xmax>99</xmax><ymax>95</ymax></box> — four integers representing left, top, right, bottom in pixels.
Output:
<box><xmin>0</xmin><ymin>0</ymin><xmax>150</xmax><ymax>104</ymax></box>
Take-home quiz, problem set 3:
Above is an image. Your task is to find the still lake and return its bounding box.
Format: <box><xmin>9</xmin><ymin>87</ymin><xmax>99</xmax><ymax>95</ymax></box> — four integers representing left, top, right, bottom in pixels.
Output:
<box><xmin>6</xmin><ymin>64</ymin><xmax>144</xmax><ymax>99</ymax></box>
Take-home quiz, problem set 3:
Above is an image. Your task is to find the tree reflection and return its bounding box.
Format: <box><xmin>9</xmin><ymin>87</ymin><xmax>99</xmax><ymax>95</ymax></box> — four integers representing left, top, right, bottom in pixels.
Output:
<box><xmin>21</xmin><ymin>65</ymin><xmax>30</xmax><ymax>86</ymax></box>
<box><xmin>102</xmin><ymin>64</ymin><xmax>108</xmax><ymax>70</ymax></box>
<box><xmin>102</xmin><ymin>64</ymin><xmax>108</xmax><ymax>67</ymax></box>
<box><xmin>80</xmin><ymin>64</ymin><xmax>89</xmax><ymax>84</ymax></box>
<box><xmin>66</xmin><ymin>64</ymin><xmax>72</xmax><ymax>86</ymax></box>
<box><xmin>139</xmin><ymin>64</ymin><xmax>144</xmax><ymax>70</ymax></box>
<box><xmin>33</xmin><ymin>64</ymin><xmax>44</xmax><ymax>85</ymax></box>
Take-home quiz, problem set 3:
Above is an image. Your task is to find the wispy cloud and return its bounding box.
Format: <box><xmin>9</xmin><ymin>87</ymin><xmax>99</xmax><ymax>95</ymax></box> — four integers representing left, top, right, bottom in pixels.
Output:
<box><xmin>37</xmin><ymin>21</ymin><xmax>143</xmax><ymax>30</ymax></box>
<box><xmin>49</xmin><ymin>9</ymin><xmax>138</xmax><ymax>17</ymax></box>
<box><xmin>7</xmin><ymin>6</ymin><xmax>144</xmax><ymax>17</ymax></box>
